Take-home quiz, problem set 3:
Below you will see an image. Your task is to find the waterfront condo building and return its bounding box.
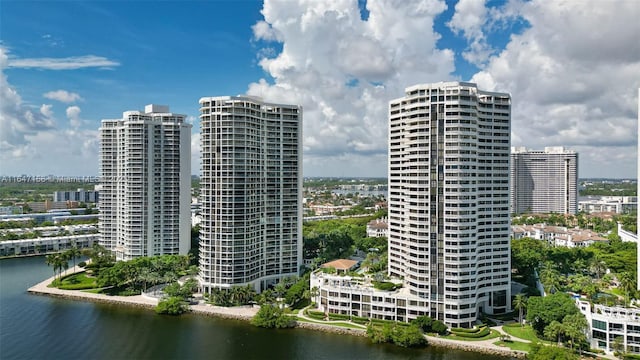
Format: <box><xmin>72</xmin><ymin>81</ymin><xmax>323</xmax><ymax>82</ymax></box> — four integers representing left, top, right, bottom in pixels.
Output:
<box><xmin>99</xmin><ymin>105</ymin><xmax>192</xmax><ymax>261</ymax></box>
<box><xmin>387</xmin><ymin>82</ymin><xmax>512</xmax><ymax>326</ymax></box>
<box><xmin>198</xmin><ymin>96</ymin><xmax>302</xmax><ymax>294</ymax></box>
<box><xmin>311</xmin><ymin>82</ymin><xmax>511</xmax><ymax>328</ymax></box>
<box><xmin>510</xmin><ymin>146</ymin><xmax>578</xmax><ymax>214</ymax></box>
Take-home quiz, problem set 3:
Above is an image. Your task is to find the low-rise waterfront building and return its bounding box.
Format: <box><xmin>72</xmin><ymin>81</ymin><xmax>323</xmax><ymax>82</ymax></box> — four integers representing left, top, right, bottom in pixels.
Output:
<box><xmin>578</xmin><ymin>300</ymin><xmax>640</xmax><ymax>355</ymax></box>
<box><xmin>311</xmin><ymin>271</ymin><xmax>426</xmax><ymax>323</ymax></box>
<box><xmin>0</xmin><ymin>234</ymin><xmax>98</xmax><ymax>257</ymax></box>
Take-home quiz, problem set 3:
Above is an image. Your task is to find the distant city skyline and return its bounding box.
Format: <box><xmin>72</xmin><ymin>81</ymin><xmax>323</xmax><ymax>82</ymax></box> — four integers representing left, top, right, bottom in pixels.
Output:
<box><xmin>1</xmin><ymin>1</ymin><xmax>638</xmax><ymax>178</ymax></box>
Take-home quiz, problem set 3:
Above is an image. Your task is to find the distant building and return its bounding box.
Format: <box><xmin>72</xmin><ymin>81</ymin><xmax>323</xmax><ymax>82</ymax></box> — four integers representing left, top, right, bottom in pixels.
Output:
<box><xmin>99</xmin><ymin>104</ymin><xmax>192</xmax><ymax>261</ymax></box>
<box><xmin>579</xmin><ymin>196</ymin><xmax>637</xmax><ymax>214</ymax></box>
<box><xmin>53</xmin><ymin>189</ymin><xmax>99</xmax><ymax>203</ymax></box>
<box><xmin>366</xmin><ymin>217</ymin><xmax>388</xmax><ymax>238</ymax></box>
<box><xmin>510</xmin><ymin>146</ymin><xmax>578</xmax><ymax>214</ymax></box>
<box><xmin>511</xmin><ymin>224</ymin><xmax>608</xmax><ymax>248</ymax></box>
<box><xmin>199</xmin><ymin>96</ymin><xmax>302</xmax><ymax>294</ymax></box>
<box><xmin>0</xmin><ymin>234</ymin><xmax>98</xmax><ymax>257</ymax></box>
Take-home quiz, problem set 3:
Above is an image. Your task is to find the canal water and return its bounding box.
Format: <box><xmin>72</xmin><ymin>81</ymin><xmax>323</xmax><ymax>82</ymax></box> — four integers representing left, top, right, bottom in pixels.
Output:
<box><xmin>0</xmin><ymin>256</ymin><xmax>504</xmax><ymax>360</ymax></box>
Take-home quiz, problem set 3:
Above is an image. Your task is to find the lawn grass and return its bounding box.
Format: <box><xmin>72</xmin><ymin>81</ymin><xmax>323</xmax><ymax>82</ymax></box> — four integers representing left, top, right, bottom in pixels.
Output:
<box><xmin>442</xmin><ymin>329</ymin><xmax>500</xmax><ymax>342</ymax></box>
<box><xmin>502</xmin><ymin>324</ymin><xmax>553</xmax><ymax>344</ymax></box>
<box><xmin>494</xmin><ymin>340</ymin><xmax>532</xmax><ymax>352</ymax></box>
<box><xmin>55</xmin><ymin>272</ymin><xmax>98</xmax><ymax>290</ymax></box>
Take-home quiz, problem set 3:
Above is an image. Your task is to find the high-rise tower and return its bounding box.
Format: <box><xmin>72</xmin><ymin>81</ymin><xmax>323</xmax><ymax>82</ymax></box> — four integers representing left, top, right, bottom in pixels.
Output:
<box><xmin>199</xmin><ymin>96</ymin><xmax>302</xmax><ymax>294</ymax></box>
<box><xmin>99</xmin><ymin>104</ymin><xmax>192</xmax><ymax>261</ymax></box>
<box><xmin>510</xmin><ymin>146</ymin><xmax>578</xmax><ymax>214</ymax></box>
<box><xmin>388</xmin><ymin>82</ymin><xmax>511</xmax><ymax>327</ymax></box>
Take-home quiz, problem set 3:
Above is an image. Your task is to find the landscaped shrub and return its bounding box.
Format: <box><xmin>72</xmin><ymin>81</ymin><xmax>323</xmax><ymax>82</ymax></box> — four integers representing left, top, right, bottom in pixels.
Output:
<box><xmin>431</xmin><ymin>320</ymin><xmax>448</xmax><ymax>335</ymax></box>
<box><xmin>450</xmin><ymin>327</ymin><xmax>490</xmax><ymax>338</ymax></box>
<box><xmin>450</xmin><ymin>327</ymin><xmax>484</xmax><ymax>334</ymax></box>
<box><xmin>305</xmin><ymin>310</ymin><xmax>325</xmax><ymax>320</ymax></box>
<box><xmin>156</xmin><ymin>296</ymin><xmax>188</xmax><ymax>315</ymax></box>
<box><xmin>78</xmin><ymin>261</ymin><xmax>87</xmax><ymax>268</ymax></box>
<box><xmin>328</xmin><ymin>313</ymin><xmax>351</xmax><ymax>321</ymax></box>
<box><xmin>58</xmin><ymin>283</ymin><xmax>98</xmax><ymax>290</ymax></box>
<box><xmin>351</xmin><ymin>316</ymin><xmax>370</xmax><ymax>324</ymax></box>
<box><xmin>372</xmin><ymin>281</ymin><xmax>401</xmax><ymax>291</ymax></box>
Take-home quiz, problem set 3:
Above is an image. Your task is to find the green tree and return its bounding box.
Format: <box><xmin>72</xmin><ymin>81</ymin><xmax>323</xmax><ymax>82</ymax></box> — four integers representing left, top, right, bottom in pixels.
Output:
<box><xmin>618</xmin><ymin>272</ymin><xmax>636</xmax><ymax>306</ymax></box>
<box><xmin>411</xmin><ymin>315</ymin><xmax>433</xmax><ymax>332</ymax></box>
<box><xmin>431</xmin><ymin>320</ymin><xmax>448</xmax><ymax>335</ymax></box>
<box><xmin>539</xmin><ymin>262</ymin><xmax>562</xmax><ymax>294</ymax></box>
<box><xmin>367</xmin><ymin>323</ymin><xmax>393</xmax><ymax>344</ymax></box>
<box><xmin>156</xmin><ymin>296</ymin><xmax>188</xmax><ymax>315</ymax></box>
<box><xmin>251</xmin><ymin>304</ymin><xmax>294</xmax><ymax>329</ymax></box>
<box><xmin>65</xmin><ymin>246</ymin><xmax>81</xmax><ymax>269</ymax></box>
<box><xmin>544</xmin><ymin>320</ymin><xmax>566</xmax><ymax>345</ymax></box>
<box><xmin>612</xmin><ymin>335</ymin><xmax>626</xmax><ymax>358</ymax></box>
<box><xmin>513</xmin><ymin>294</ymin><xmax>527</xmax><ymax>326</ymax></box>
<box><xmin>562</xmin><ymin>313</ymin><xmax>588</xmax><ymax>350</ymax></box>
<box><xmin>391</xmin><ymin>324</ymin><xmax>427</xmax><ymax>348</ymax></box>
<box><xmin>528</xmin><ymin>343</ymin><xmax>578</xmax><ymax>360</ymax></box>
<box><xmin>526</xmin><ymin>293</ymin><xmax>578</xmax><ymax>336</ymax></box>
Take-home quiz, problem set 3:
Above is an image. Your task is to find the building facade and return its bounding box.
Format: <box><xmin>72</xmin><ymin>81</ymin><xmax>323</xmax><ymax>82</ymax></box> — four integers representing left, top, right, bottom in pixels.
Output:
<box><xmin>386</xmin><ymin>82</ymin><xmax>512</xmax><ymax>327</ymax></box>
<box><xmin>578</xmin><ymin>300</ymin><xmax>640</xmax><ymax>355</ymax></box>
<box><xmin>510</xmin><ymin>146</ymin><xmax>578</xmax><ymax>214</ymax></box>
<box><xmin>198</xmin><ymin>96</ymin><xmax>302</xmax><ymax>294</ymax></box>
<box><xmin>99</xmin><ymin>105</ymin><xmax>191</xmax><ymax>261</ymax></box>
<box><xmin>579</xmin><ymin>196</ymin><xmax>637</xmax><ymax>214</ymax></box>
<box><xmin>53</xmin><ymin>189</ymin><xmax>99</xmax><ymax>203</ymax></box>
<box><xmin>313</xmin><ymin>82</ymin><xmax>511</xmax><ymax>328</ymax></box>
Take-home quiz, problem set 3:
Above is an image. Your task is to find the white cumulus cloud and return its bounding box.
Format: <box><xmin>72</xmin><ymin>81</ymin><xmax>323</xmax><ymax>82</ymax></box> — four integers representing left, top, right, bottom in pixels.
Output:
<box><xmin>248</xmin><ymin>0</ymin><xmax>454</xmax><ymax>177</ymax></box>
<box><xmin>44</xmin><ymin>90</ymin><xmax>83</xmax><ymax>103</ymax></box>
<box><xmin>471</xmin><ymin>0</ymin><xmax>640</xmax><ymax>178</ymax></box>
<box><xmin>0</xmin><ymin>47</ymin><xmax>100</xmax><ymax>174</ymax></box>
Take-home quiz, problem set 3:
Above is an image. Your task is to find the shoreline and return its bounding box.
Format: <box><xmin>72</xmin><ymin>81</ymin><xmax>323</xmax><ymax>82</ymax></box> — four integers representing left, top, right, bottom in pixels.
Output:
<box><xmin>28</xmin><ymin>272</ymin><xmax>524</xmax><ymax>359</ymax></box>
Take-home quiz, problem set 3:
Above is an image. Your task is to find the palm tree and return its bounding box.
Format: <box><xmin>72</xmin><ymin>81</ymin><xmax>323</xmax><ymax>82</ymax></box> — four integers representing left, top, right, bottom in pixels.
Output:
<box><xmin>563</xmin><ymin>313</ymin><xmax>588</xmax><ymax>350</ymax></box>
<box><xmin>45</xmin><ymin>254</ymin><xmax>57</xmax><ymax>279</ymax></box>
<box><xmin>618</xmin><ymin>272</ymin><xmax>635</xmax><ymax>306</ymax></box>
<box><xmin>66</xmin><ymin>246</ymin><xmax>81</xmax><ymax>270</ymax></box>
<box><xmin>540</xmin><ymin>262</ymin><xmax>562</xmax><ymax>294</ymax></box>
<box><xmin>513</xmin><ymin>294</ymin><xmax>527</xmax><ymax>326</ymax></box>
<box><xmin>589</xmin><ymin>255</ymin><xmax>606</xmax><ymax>280</ymax></box>
<box><xmin>544</xmin><ymin>320</ymin><xmax>566</xmax><ymax>346</ymax></box>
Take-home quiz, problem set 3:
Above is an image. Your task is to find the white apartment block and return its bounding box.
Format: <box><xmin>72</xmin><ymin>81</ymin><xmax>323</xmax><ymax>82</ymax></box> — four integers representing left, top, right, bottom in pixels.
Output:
<box><xmin>510</xmin><ymin>146</ymin><xmax>578</xmax><ymax>214</ymax></box>
<box><xmin>579</xmin><ymin>196</ymin><xmax>637</xmax><ymax>214</ymax></box>
<box><xmin>366</xmin><ymin>217</ymin><xmax>388</xmax><ymax>238</ymax></box>
<box><xmin>314</xmin><ymin>82</ymin><xmax>511</xmax><ymax>328</ymax></box>
<box><xmin>53</xmin><ymin>189</ymin><xmax>99</xmax><ymax>203</ymax></box>
<box><xmin>578</xmin><ymin>300</ymin><xmax>640</xmax><ymax>355</ymax></box>
<box><xmin>199</xmin><ymin>96</ymin><xmax>302</xmax><ymax>294</ymax></box>
<box><xmin>99</xmin><ymin>105</ymin><xmax>192</xmax><ymax>261</ymax></box>
<box><xmin>511</xmin><ymin>224</ymin><xmax>608</xmax><ymax>248</ymax></box>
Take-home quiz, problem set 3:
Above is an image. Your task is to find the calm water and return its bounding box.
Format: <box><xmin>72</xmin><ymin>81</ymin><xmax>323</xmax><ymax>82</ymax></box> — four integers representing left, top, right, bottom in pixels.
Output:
<box><xmin>0</xmin><ymin>257</ymin><xmax>505</xmax><ymax>360</ymax></box>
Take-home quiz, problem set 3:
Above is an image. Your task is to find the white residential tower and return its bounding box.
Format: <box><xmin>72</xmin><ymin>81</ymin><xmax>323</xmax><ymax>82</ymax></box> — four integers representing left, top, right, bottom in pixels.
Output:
<box><xmin>199</xmin><ymin>96</ymin><xmax>302</xmax><ymax>294</ymax></box>
<box><xmin>510</xmin><ymin>146</ymin><xmax>578</xmax><ymax>214</ymax></box>
<box><xmin>99</xmin><ymin>105</ymin><xmax>192</xmax><ymax>261</ymax></box>
<box><xmin>387</xmin><ymin>82</ymin><xmax>512</xmax><ymax>327</ymax></box>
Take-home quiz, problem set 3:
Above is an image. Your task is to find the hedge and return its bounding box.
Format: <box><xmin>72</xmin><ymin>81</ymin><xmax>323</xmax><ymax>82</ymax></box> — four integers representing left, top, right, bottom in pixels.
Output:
<box><xmin>450</xmin><ymin>327</ymin><xmax>484</xmax><ymax>334</ymax></box>
<box><xmin>450</xmin><ymin>327</ymin><xmax>490</xmax><ymax>338</ymax></box>
<box><xmin>328</xmin><ymin>313</ymin><xmax>351</xmax><ymax>321</ymax></box>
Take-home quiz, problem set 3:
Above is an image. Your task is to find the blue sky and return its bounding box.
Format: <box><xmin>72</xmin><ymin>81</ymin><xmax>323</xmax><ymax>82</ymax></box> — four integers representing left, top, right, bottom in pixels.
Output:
<box><xmin>1</xmin><ymin>0</ymin><xmax>638</xmax><ymax>178</ymax></box>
